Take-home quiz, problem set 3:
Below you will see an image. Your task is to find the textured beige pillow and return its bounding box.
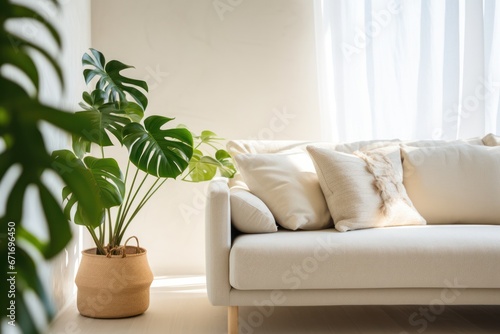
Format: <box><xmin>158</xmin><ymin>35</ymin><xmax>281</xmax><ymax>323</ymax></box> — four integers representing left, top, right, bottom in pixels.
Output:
<box><xmin>230</xmin><ymin>188</ymin><xmax>277</xmax><ymax>233</ymax></box>
<box><xmin>401</xmin><ymin>145</ymin><xmax>500</xmax><ymax>224</ymax></box>
<box><xmin>234</xmin><ymin>152</ymin><xmax>332</xmax><ymax>230</ymax></box>
<box><xmin>307</xmin><ymin>146</ymin><xmax>426</xmax><ymax>232</ymax></box>
<box><xmin>482</xmin><ymin>133</ymin><xmax>500</xmax><ymax>146</ymax></box>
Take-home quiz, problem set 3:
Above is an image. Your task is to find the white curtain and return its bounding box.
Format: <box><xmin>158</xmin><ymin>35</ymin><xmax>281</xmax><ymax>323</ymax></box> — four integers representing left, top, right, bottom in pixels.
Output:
<box><xmin>314</xmin><ymin>0</ymin><xmax>500</xmax><ymax>142</ymax></box>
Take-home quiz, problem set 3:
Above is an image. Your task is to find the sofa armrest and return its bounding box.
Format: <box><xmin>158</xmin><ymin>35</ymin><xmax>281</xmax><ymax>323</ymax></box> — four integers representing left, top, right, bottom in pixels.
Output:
<box><xmin>205</xmin><ymin>177</ymin><xmax>232</xmax><ymax>306</ymax></box>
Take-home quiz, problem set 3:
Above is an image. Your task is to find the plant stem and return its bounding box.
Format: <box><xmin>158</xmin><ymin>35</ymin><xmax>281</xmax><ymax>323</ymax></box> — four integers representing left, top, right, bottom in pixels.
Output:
<box><xmin>87</xmin><ymin>226</ymin><xmax>106</xmax><ymax>255</ymax></box>
<box><xmin>97</xmin><ymin>222</ymin><xmax>103</xmax><ymax>245</ymax></box>
<box><xmin>113</xmin><ymin>166</ymin><xmax>141</xmax><ymax>246</ymax></box>
<box><xmin>195</xmin><ymin>141</ymin><xmax>219</xmax><ymax>151</ymax></box>
<box><xmin>101</xmin><ymin>217</ymin><xmax>105</xmax><ymax>245</ymax></box>
<box><xmin>123</xmin><ymin>160</ymin><xmax>131</xmax><ymax>184</ymax></box>
<box><xmin>138</xmin><ymin>178</ymin><xmax>166</xmax><ymax>210</ymax></box>
<box><xmin>107</xmin><ymin>208</ymin><xmax>112</xmax><ymax>246</ymax></box>
<box><xmin>118</xmin><ymin>177</ymin><xmax>167</xmax><ymax>242</ymax></box>
<box><xmin>114</xmin><ymin>160</ymin><xmax>131</xmax><ymax>246</ymax></box>
<box><xmin>113</xmin><ymin>171</ymin><xmax>137</xmax><ymax>247</ymax></box>
<box><xmin>181</xmin><ymin>167</ymin><xmax>195</xmax><ymax>181</ymax></box>
<box><xmin>115</xmin><ymin>171</ymin><xmax>149</xmax><ymax>245</ymax></box>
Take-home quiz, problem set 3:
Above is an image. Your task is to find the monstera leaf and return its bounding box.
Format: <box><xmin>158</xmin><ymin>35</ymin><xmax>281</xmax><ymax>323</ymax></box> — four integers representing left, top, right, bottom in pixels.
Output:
<box><xmin>0</xmin><ymin>1</ymin><xmax>63</xmax><ymax>95</ymax></box>
<box><xmin>214</xmin><ymin>149</ymin><xmax>237</xmax><ymax>177</ymax></box>
<box><xmin>187</xmin><ymin>149</ymin><xmax>236</xmax><ymax>182</ymax></box>
<box><xmin>13</xmin><ymin>246</ymin><xmax>54</xmax><ymax>332</ymax></box>
<box><xmin>187</xmin><ymin>150</ymin><xmax>218</xmax><ymax>181</ymax></box>
<box><xmin>73</xmin><ymin>98</ymin><xmax>144</xmax><ymax>151</ymax></box>
<box><xmin>80</xmin><ymin>89</ymin><xmax>107</xmax><ymax>111</ymax></box>
<box><xmin>185</xmin><ymin>130</ymin><xmax>236</xmax><ymax>181</ymax></box>
<box><xmin>122</xmin><ymin>116</ymin><xmax>194</xmax><ymax>178</ymax></box>
<box><xmin>82</xmin><ymin>48</ymin><xmax>148</xmax><ymax>110</ymax></box>
<box><xmin>52</xmin><ymin>150</ymin><xmax>124</xmax><ymax>229</ymax></box>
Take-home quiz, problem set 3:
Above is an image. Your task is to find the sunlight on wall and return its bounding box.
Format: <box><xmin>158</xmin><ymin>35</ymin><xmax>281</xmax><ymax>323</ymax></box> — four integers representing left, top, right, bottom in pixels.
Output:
<box><xmin>151</xmin><ymin>275</ymin><xmax>207</xmax><ymax>294</ymax></box>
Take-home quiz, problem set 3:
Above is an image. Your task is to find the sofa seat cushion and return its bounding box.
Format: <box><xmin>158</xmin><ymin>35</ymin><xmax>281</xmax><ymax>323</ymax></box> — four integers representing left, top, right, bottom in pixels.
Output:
<box><xmin>229</xmin><ymin>225</ymin><xmax>500</xmax><ymax>290</ymax></box>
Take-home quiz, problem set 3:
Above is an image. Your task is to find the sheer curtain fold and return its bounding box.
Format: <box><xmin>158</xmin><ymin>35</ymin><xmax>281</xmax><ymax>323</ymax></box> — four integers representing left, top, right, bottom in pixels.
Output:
<box><xmin>315</xmin><ymin>0</ymin><xmax>500</xmax><ymax>142</ymax></box>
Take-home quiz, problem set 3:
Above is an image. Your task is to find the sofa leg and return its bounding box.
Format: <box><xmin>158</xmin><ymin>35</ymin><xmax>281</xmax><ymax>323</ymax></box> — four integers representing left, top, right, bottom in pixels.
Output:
<box><xmin>228</xmin><ymin>306</ymin><xmax>238</xmax><ymax>334</ymax></box>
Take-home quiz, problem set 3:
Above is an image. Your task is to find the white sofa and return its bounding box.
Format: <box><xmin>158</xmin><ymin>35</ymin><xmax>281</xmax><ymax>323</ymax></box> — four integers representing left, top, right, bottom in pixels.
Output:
<box><xmin>205</xmin><ymin>136</ymin><xmax>500</xmax><ymax>334</ymax></box>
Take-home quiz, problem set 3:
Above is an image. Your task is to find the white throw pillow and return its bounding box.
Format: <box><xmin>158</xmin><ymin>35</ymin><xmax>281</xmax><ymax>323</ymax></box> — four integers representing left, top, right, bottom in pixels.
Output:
<box><xmin>307</xmin><ymin>145</ymin><xmax>426</xmax><ymax>232</ymax></box>
<box><xmin>230</xmin><ymin>188</ymin><xmax>277</xmax><ymax>233</ymax></box>
<box><xmin>401</xmin><ymin>145</ymin><xmax>500</xmax><ymax>224</ymax></box>
<box><xmin>234</xmin><ymin>152</ymin><xmax>332</xmax><ymax>230</ymax></box>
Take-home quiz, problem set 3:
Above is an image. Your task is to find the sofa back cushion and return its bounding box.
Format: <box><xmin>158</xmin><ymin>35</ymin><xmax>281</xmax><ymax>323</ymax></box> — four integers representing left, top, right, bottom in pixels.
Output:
<box><xmin>227</xmin><ymin>137</ymin><xmax>483</xmax><ymax>156</ymax></box>
<box><xmin>401</xmin><ymin>144</ymin><xmax>500</xmax><ymax>224</ymax></box>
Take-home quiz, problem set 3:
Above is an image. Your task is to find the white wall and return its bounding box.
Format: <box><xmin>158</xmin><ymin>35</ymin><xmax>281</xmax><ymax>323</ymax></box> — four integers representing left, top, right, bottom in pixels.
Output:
<box><xmin>90</xmin><ymin>0</ymin><xmax>321</xmax><ymax>275</ymax></box>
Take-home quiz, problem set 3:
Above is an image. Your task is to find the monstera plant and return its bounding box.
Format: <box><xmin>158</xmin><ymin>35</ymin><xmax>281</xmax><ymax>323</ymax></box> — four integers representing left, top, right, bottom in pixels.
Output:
<box><xmin>53</xmin><ymin>48</ymin><xmax>235</xmax><ymax>255</ymax></box>
<box><xmin>55</xmin><ymin>49</ymin><xmax>236</xmax><ymax>319</ymax></box>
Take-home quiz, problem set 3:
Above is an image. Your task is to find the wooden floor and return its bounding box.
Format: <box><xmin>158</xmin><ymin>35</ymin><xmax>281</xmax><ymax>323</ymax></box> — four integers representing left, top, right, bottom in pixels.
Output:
<box><xmin>49</xmin><ymin>276</ymin><xmax>500</xmax><ymax>334</ymax></box>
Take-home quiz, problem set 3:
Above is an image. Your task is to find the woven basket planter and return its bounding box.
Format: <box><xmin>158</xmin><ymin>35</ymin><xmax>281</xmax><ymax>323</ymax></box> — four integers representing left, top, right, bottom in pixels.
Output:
<box><xmin>75</xmin><ymin>244</ymin><xmax>154</xmax><ymax>318</ymax></box>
